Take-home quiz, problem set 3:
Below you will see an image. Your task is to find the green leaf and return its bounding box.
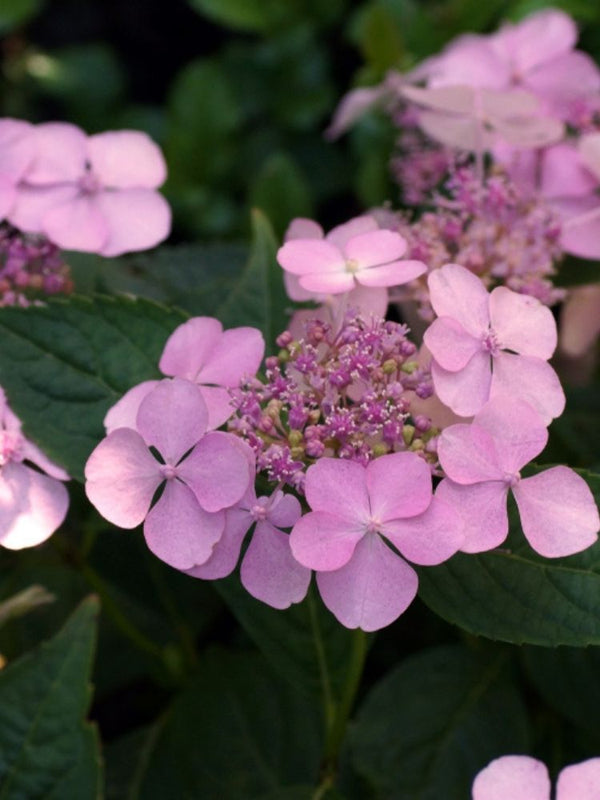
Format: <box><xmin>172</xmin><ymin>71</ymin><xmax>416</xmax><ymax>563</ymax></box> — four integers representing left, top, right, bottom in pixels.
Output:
<box><xmin>249</xmin><ymin>152</ymin><xmax>313</xmax><ymax>240</ymax></box>
<box><xmin>554</xmin><ymin>255</ymin><xmax>600</xmax><ymax>287</ymax></box>
<box><xmin>216</xmin><ymin>579</ymin><xmax>354</xmax><ymax>700</ymax></box>
<box><xmin>186</xmin><ymin>0</ymin><xmax>290</xmax><ymax>32</ymax></box>
<box><xmin>0</xmin><ymin>597</ymin><xmax>102</xmax><ymax>799</ymax></box>
<box><xmin>0</xmin><ymin>0</ymin><xmax>42</xmax><ymax>34</ymax></box>
<box><xmin>349</xmin><ymin>645</ymin><xmax>529</xmax><ymax>800</ymax></box>
<box><xmin>418</xmin><ymin>470</ymin><xmax>600</xmax><ymax>646</ymax></box>
<box><xmin>353</xmin><ymin>2</ymin><xmax>405</xmax><ymax>72</ymax></box>
<box><xmin>216</xmin><ymin>209</ymin><xmax>290</xmax><ymax>348</ymax></box>
<box><xmin>131</xmin><ymin>648</ymin><xmax>322</xmax><ymax>799</ymax></box>
<box><xmin>0</xmin><ymin>295</ymin><xmax>186</xmax><ymax>480</ymax></box>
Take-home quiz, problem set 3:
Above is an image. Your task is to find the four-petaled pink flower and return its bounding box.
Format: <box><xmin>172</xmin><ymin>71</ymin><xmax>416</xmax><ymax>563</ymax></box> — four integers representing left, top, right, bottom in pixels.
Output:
<box><xmin>85</xmin><ymin>378</ymin><xmax>252</xmax><ymax>570</ymax></box>
<box><xmin>188</xmin><ymin>477</ymin><xmax>310</xmax><ymax>610</ymax></box>
<box><xmin>277</xmin><ymin>227</ymin><xmax>426</xmax><ymax>295</ymax></box>
<box><xmin>8</xmin><ymin>122</ymin><xmax>171</xmax><ymax>256</ymax></box>
<box><xmin>104</xmin><ymin>316</ymin><xmax>265</xmax><ymax>432</ymax></box>
<box><xmin>0</xmin><ymin>388</ymin><xmax>69</xmax><ymax>549</ymax></box>
<box><xmin>436</xmin><ymin>398</ymin><xmax>599</xmax><ymax>557</ymax></box>
<box><xmin>472</xmin><ymin>755</ymin><xmax>600</xmax><ymax>800</ymax></box>
<box><xmin>423</xmin><ymin>263</ymin><xmax>565</xmax><ymax>423</ymax></box>
<box><xmin>290</xmin><ymin>453</ymin><xmax>463</xmax><ymax>631</ymax></box>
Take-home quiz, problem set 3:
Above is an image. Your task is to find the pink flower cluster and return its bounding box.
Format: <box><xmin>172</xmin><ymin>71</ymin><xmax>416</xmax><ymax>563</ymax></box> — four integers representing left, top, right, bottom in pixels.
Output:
<box><xmin>0</xmin><ymin>119</ymin><xmax>171</xmax><ymax>256</ymax></box>
<box><xmin>0</xmin><ymin>388</ymin><xmax>69</xmax><ymax>550</ymax></box>
<box><xmin>472</xmin><ymin>755</ymin><xmax>600</xmax><ymax>800</ymax></box>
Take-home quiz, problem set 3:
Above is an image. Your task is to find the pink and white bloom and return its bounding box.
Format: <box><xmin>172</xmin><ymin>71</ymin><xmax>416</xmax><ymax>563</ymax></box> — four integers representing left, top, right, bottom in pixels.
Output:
<box><xmin>9</xmin><ymin>123</ymin><xmax>171</xmax><ymax>256</ymax></box>
<box><xmin>290</xmin><ymin>453</ymin><xmax>463</xmax><ymax>631</ymax></box>
<box><xmin>436</xmin><ymin>398</ymin><xmax>599</xmax><ymax>557</ymax></box>
<box><xmin>277</xmin><ymin>226</ymin><xmax>426</xmax><ymax>296</ymax></box>
<box><xmin>472</xmin><ymin>755</ymin><xmax>600</xmax><ymax>800</ymax></box>
<box><xmin>0</xmin><ymin>388</ymin><xmax>69</xmax><ymax>549</ymax></box>
<box><xmin>188</xmin><ymin>483</ymin><xmax>310</xmax><ymax>610</ymax></box>
<box><xmin>423</xmin><ymin>263</ymin><xmax>564</xmax><ymax>423</ymax></box>
<box><xmin>0</xmin><ymin>119</ymin><xmax>37</xmax><ymax>221</ymax></box>
<box><xmin>104</xmin><ymin>317</ymin><xmax>265</xmax><ymax>432</ymax></box>
<box><xmin>85</xmin><ymin>378</ymin><xmax>253</xmax><ymax>570</ymax></box>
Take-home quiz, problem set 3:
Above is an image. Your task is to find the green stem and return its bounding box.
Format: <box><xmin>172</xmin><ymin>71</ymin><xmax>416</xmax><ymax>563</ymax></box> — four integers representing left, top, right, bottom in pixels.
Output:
<box><xmin>308</xmin><ymin>586</ymin><xmax>335</xmax><ymax>730</ymax></box>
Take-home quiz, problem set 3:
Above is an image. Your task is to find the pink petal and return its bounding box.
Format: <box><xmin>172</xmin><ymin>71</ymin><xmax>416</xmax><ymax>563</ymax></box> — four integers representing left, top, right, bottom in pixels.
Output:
<box><xmin>305</xmin><ymin>458</ymin><xmax>369</xmax><ymax>519</ymax></box>
<box><xmin>290</xmin><ymin>511</ymin><xmax>365</xmax><ymax>571</ymax></box>
<box><xmin>513</xmin><ymin>466</ymin><xmax>600</xmax><ymax>557</ymax></box>
<box><xmin>103</xmin><ymin>380</ymin><xmax>158</xmax><ymax>434</ymax></box>
<box><xmin>491</xmin><ymin>114</ymin><xmax>564</xmax><ymax>150</ymax></box>
<box><xmin>184</xmin><ymin>505</ymin><xmax>250</xmax><ymax>580</ymax></box>
<box><xmin>178</xmin><ymin>431</ymin><xmax>252</xmax><ymax>512</ymax></box>
<box><xmin>136</xmin><ymin>378</ymin><xmax>208</xmax><ymax>464</ymax></box>
<box><xmin>326</xmin><ymin>85</ymin><xmax>388</xmax><ymax>139</ymax></box>
<box><xmin>284</xmin><ymin>217</ymin><xmax>324</xmax><ymax>241</ymax></box>
<box><xmin>84</xmin><ymin>428</ymin><xmax>161</xmax><ymax>528</ymax></box>
<box><xmin>540</xmin><ymin>143</ymin><xmax>597</xmax><ymax>199</ymax></box>
<box><xmin>25</xmin><ymin>122</ymin><xmax>87</xmax><ymax>184</ymax></box>
<box><xmin>435</xmin><ymin>478</ymin><xmax>509</xmax><ymax>553</ymax></box>
<box><xmin>316</xmin><ymin>533</ymin><xmax>418</xmax><ymax>631</ymax></box>
<box><xmin>198</xmin><ymin>326</ymin><xmax>265</xmax><ymax>386</ymax></box>
<box><xmin>431</xmin><ymin>350</ymin><xmax>492</xmax><ymax>417</ymax></box>
<box><xmin>345</xmin><ymin>284</ymin><xmax>389</xmax><ymax>317</ymax></box>
<box><xmin>0</xmin><ymin>463</ymin><xmax>69</xmax><ymax>550</ymax></box>
<box><xmin>561</xmin><ymin>206</ymin><xmax>600</xmax><ymax>259</ymax></box>
<box><xmin>88</xmin><ymin>130</ymin><xmax>167</xmax><ymax>189</ymax></box>
<box><xmin>267</xmin><ymin>491</ymin><xmax>302</xmax><ymax>528</ymax></box>
<box><xmin>283</xmin><ymin>272</ymin><xmax>318</xmax><ymax>302</ymax></box>
<box><xmin>42</xmin><ymin>195</ymin><xmax>108</xmax><ymax>253</ymax></box>
<box><xmin>21</xmin><ymin>439</ymin><xmax>69</xmax><ymax>481</ymax></box>
<box><xmin>241</xmin><ymin>521</ymin><xmax>311</xmax><ymax>609</ymax></box>
<box><xmin>342</xmin><ymin>229</ymin><xmax>407</xmax><ymax>268</ymax></box>
<box><xmin>159</xmin><ymin>317</ymin><xmax>223</xmax><ymax>381</ymax></box>
<box><xmin>472</xmin><ymin>755</ymin><xmax>551</xmax><ymax>800</ymax></box>
<box><xmin>428</xmin><ymin>264</ymin><xmax>490</xmax><ymax>337</ymax></box>
<box><xmin>526</xmin><ymin>52</ymin><xmax>600</xmax><ymax>116</ymax></box>
<box><xmin>326</xmin><ymin>215</ymin><xmax>379</xmax><ymax>248</ymax></box>
<box><xmin>197</xmin><ymin>385</ymin><xmax>237</xmax><ymax>430</ymax></box>
<box><xmin>383</xmin><ymin>495</ymin><xmax>464</xmax><ymax>565</ymax></box>
<box><xmin>472</xmin><ymin>399</ymin><xmax>548</xmax><ymax>474</ymax></box>
<box><xmin>418</xmin><ymin>111</ymin><xmax>494</xmax><ymax>151</ymax></box>
<box><xmin>560</xmin><ymin>285</ymin><xmax>600</xmax><ymax>357</ymax></box>
<box><xmin>489</xmin><ymin>287</ymin><xmax>557</xmax><ymax>359</ymax></box>
<box><xmin>437</xmin><ymin>422</ymin><xmax>503</xmax><ymax>484</ymax></box>
<box><xmin>7</xmin><ymin>184</ymin><xmax>79</xmax><ymax>234</ymax></box>
<box><xmin>299</xmin><ymin>271</ymin><xmax>355</xmax><ymax>294</ymax></box>
<box><xmin>401</xmin><ymin>84</ymin><xmax>475</xmax><ymax>115</ymax></box>
<box><xmin>579</xmin><ymin>132</ymin><xmax>600</xmax><ymax>181</ymax></box>
<box><xmin>0</xmin><ymin>177</ymin><xmax>16</xmax><ymax>220</ymax></box>
<box><xmin>424</xmin><ymin>317</ymin><xmax>481</xmax><ymax>372</ymax></box>
<box><xmin>356</xmin><ymin>259</ymin><xmax>426</xmax><ymax>288</ymax></box>
<box><xmin>490</xmin><ymin>353</ymin><xmax>565</xmax><ymax>426</ymax></box>
<box><xmin>428</xmin><ymin>38</ymin><xmax>509</xmax><ymax>90</ymax></box>
<box><xmin>94</xmin><ymin>188</ymin><xmax>171</xmax><ymax>256</ymax></box>
<box><xmin>366</xmin><ymin>451</ymin><xmax>432</xmax><ymax>521</ymax></box>
<box><xmin>144</xmin><ymin>480</ymin><xmax>224</xmax><ymax>570</ymax></box>
<box><xmin>556</xmin><ymin>758</ymin><xmax>600</xmax><ymax>800</ymax></box>
<box><xmin>277</xmin><ymin>239</ymin><xmax>344</xmax><ymax>276</ymax></box>
<box><xmin>0</xmin><ymin>119</ymin><xmax>36</xmax><ymax>181</ymax></box>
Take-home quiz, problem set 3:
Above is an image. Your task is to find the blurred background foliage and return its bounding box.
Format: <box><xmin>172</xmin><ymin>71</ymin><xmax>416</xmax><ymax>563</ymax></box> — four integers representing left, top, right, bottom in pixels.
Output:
<box><xmin>3</xmin><ymin>0</ymin><xmax>600</xmax><ymax>243</ymax></box>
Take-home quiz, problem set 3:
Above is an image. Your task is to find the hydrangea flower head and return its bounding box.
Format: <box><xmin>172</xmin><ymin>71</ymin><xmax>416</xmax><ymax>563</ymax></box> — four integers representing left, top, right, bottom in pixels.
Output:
<box><xmin>290</xmin><ymin>452</ymin><xmax>463</xmax><ymax>630</ymax></box>
<box><xmin>9</xmin><ymin>123</ymin><xmax>171</xmax><ymax>256</ymax></box>
<box><xmin>85</xmin><ymin>378</ymin><xmax>253</xmax><ymax>570</ymax></box>
<box><xmin>472</xmin><ymin>755</ymin><xmax>600</xmax><ymax>800</ymax></box>
<box><xmin>0</xmin><ymin>388</ymin><xmax>69</xmax><ymax>549</ymax></box>
<box><xmin>277</xmin><ymin>226</ymin><xmax>426</xmax><ymax>295</ymax></box>
<box><xmin>437</xmin><ymin>397</ymin><xmax>600</xmax><ymax>556</ymax></box>
<box><xmin>423</xmin><ymin>263</ymin><xmax>564</xmax><ymax>422</ymax></box>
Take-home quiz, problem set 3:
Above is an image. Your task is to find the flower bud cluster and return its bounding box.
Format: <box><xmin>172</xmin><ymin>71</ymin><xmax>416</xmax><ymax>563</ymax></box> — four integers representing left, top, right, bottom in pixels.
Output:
<box><xmin>229</xmin><ymin>311</ymin><xmax>438</xmax><ymax>493</ymax></box>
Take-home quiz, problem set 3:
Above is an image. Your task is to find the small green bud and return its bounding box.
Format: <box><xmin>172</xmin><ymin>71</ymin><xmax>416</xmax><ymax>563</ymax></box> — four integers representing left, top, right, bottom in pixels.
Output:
<box><xmin>402</xmin><ymin>425</ymin><xmax>415</xmax><ymax>446</ymax></box>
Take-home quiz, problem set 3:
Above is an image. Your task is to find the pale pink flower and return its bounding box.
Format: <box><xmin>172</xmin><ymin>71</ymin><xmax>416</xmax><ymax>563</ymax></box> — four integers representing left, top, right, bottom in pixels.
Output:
<box><xmin>277</xmin><ymin>226</ymin><xmax>426</xmax><ymax>296</ymax></box>
<box><xmin>436</xmin><ymin>398</ymin><xmax>599</xmax><ymax>557</ymax></box>
<box><xmin>9</xmin><ymin>122</ymin><xmax>171</xmax><ymax>256</ymax></box>
<box><xmin>290</xmin><ymin>453</ymin><xmax>463</xmax><ymax>631</ymax></box>
<box><xmin>104</xmin><ymin>317</ymin><xmax>265</xmax><ymax>432</ymax></box>
<box><xmin>423</xmin><ymin>263</ymin><xmax>564</xmax><ymax>423</ymax></box>
<box><xmin>188</xmin><ymin>482</ymin><xmax>310</xmax><ymax>610</ymax></box>
<box><xmin>0</xmin><ymin>388</ymin><xmax>69</xmax><ymax>549</ymax></box>
<box><xmin>0</xmin><ymin>119</ymin><xmax>37</xmax><ymax>221</ymax></box>
<box><xmin>85</xmin><ymin>378</ymin><xmax>253</xmax><ymax>570</ymax></box>
<box><xmin>472</xmin><ymin>755</ymin><xmax>600</xmax><ymax>800</ymax></box>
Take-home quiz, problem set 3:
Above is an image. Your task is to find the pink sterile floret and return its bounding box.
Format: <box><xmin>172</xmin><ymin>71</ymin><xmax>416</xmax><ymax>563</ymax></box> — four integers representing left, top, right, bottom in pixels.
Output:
<box><xmin>0</xmin><ymin>119</ymin><xmax>37</xmax><ymax>221</ymax></box>
<box><xmin>277</xmin><ymin>226</ymin><xmax>426</xmax><ymax>296</ymax></box>
<box><xmin>423</xmin><ymin>263</ymin><xmax>565</xmax><ymax>423</ymax></box>
<box><xmin>0</xmin><ymin>388</ymin><xmax>69</xmax><ymax>549</ymax></box>
<box><xmin>85</xmin><ymin>377</ymin><xmax>253</xmax><ymax>570</ymax></box>
<box><xmin>104</xmin><ymin>316</ymin><xmax>265</xmax><ymax>433</ymax></box>
<box><xmin>8</xmin><ymin>122</ymin><xmax>171</xmax><ymax>256</ymax></box>
<box><xmin>290</xmin><ymin>452</ymin><xmax>463</xmax><ymax>631</ymax></box>
<box><xmin>472</xmin><ymin>755</ymin><xmax>600</xmax><ymax>800</ymax></box>
<box><xmin>436</xmin><ymin>397</ymin><xmax>600</xmax><ymax>557</ymax></box>
<box><xmin>188</xmin><ymin>479</ymin><xmax>310</xmax><ymax>610</ymax></box>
